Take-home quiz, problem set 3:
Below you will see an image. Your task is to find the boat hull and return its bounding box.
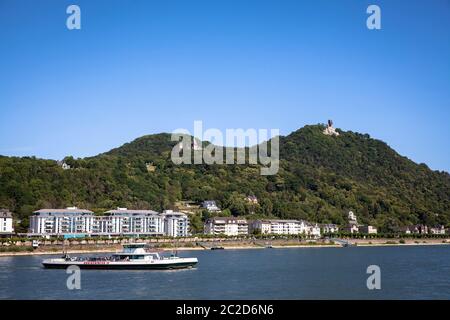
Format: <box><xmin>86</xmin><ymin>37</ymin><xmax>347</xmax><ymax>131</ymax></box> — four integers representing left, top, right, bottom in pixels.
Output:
<box><xmin>42</xmin><ymin>259</ymin><xmax>198</xmax><ymax>270</ymax></box>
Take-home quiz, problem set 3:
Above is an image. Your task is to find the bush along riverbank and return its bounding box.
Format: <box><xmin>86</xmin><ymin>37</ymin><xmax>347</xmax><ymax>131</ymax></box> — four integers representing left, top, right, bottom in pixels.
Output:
<box><xmin>0</xmin><ymin>245</ymin><xmax>34</xmax><ymax>253</ymax></box>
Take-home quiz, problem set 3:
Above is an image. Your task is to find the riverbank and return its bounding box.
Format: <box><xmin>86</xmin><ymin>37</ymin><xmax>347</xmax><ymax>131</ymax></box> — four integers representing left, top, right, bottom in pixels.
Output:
<box><xmin>0</xmin><ymin>238</ymin><xmax>448</xmax><ymax>257</ymax></box>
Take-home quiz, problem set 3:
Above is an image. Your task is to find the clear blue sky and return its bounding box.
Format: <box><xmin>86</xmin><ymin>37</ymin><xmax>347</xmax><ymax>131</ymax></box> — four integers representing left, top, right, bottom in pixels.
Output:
<box><xmin>0</xmin><ymin>0</ymin><xmax>449</xmax><ymax>172</ymax></box>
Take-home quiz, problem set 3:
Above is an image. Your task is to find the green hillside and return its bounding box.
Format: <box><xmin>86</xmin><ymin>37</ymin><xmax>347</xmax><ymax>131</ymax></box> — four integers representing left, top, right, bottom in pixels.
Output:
<box><xmin>0</xmin><ymin>124</ymin><xmax>448</xmax><ymax>233</ymax></box>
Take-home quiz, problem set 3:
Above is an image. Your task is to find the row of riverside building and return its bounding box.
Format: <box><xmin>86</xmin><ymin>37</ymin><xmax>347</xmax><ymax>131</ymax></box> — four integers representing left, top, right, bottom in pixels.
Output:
<box><xmin>2</xmin><ymin>206</ymin><xmax>448</xmax><ymax>239</ymax></box>
<box><xmin>203</xmin><ymin>215</ymin><xmax>449</xmax><ymax>237</ymax></box>
<box><xmin>28</xmin><ymin>207</ymin><xmax>189</xmax><ymax>237</ymax></box>
<box><xmin>204</xmin><ymin>217</ymin><xmax>324</xmax><ymax>238</ymax></box>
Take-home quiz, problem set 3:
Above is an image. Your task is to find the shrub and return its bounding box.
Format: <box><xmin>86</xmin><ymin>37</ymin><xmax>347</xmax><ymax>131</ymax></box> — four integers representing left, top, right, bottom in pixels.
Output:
<box><xmin>0</xmin><ymin>246</ymin><xmax>33</xmax><ymax>253</ymax></box>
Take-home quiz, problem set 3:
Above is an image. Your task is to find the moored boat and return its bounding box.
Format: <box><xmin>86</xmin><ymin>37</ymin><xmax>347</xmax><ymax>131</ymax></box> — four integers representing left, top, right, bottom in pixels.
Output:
<box><xmin>42</xmin><ymin>243</ymin><xmax>198</xmax><ymax>270</ymax></box>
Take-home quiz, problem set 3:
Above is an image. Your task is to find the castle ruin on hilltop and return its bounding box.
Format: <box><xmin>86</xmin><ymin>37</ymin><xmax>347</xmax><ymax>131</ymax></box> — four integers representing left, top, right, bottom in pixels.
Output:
<box><xmin>323</xmin><ymin>119</ymin><xmax>340</xmax><ymax>136</ymax></box>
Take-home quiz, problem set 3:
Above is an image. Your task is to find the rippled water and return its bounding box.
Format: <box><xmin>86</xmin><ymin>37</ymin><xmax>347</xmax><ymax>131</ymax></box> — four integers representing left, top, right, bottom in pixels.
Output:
<box><xmin>1</xmin><ymin>245</ymin><xmax>449</xmax><ymax>299</ymax></box>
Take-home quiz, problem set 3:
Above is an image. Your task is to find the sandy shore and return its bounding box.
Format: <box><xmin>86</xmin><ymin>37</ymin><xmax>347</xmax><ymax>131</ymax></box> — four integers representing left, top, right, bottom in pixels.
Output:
<box><xmin>0</xmin><ymin>239</ymin><xmax>448</xmax><ymax>257</ymax></box>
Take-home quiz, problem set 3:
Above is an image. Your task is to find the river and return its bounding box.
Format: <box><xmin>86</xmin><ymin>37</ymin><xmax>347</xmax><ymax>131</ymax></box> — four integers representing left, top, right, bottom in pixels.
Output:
<box><xmin>1</xmin><ymin>245</ymin><xmax>449</xmax><ymax>299</ymax></box>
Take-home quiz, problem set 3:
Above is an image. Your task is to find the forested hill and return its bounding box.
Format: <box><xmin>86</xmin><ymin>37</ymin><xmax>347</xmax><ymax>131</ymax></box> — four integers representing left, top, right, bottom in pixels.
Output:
<box><xmin>0</xmin><ymin>124</ymin><xmax>449</xmax><ymax>232</ymax></box>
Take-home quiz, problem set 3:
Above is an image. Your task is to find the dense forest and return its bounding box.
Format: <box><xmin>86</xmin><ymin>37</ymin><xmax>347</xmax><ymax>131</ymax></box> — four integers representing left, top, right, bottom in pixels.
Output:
<box><xmin>0</xmin><ymin>124</ymin><xmax>449</xmax><ymax>233</ymax></box>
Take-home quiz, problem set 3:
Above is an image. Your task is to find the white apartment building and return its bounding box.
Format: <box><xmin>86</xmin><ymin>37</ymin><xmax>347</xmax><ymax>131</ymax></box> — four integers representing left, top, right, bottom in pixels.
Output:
<box><xmin>163</xmin><ymin>210</ymin><xmax>189</xmax><ymax>237</ymax></box>
<box><xmin>29</xmin><ymin>207</ymin><xmax>189</xmax><ymax>237</ymax></box>
<box><xmin>0</xmin><ymin>209</ymin><xmax>14</xmax><ymax>234</ymax></box>
<box><xmin>249</xmin><ymin>219</ymin><xmax>320</xmax><ymax>237</ymax></box>
<box><xmin>100</xmin><ymin>208</ymin><xmax>164</xmax><ymax>236</ymax></box>
<box><xmin>29</xmin><ymin>207</ymin><xmax>94</xmax><ymax>235</ymax></box>
<box><xmin>250</xmin><ymin>219</ymin><xmax>308</xmax><ymax>235</ymax></box>
<box><xmin>204</xmin><ymin>217</ymin><xmax>248</xmax><ymax>236</ymax></box>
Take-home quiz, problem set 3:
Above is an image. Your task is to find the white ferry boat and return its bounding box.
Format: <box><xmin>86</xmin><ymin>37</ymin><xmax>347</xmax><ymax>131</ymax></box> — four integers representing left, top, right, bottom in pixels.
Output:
<box><xmin>42</xmin><ymin>243</ymin><xmax>198</xmax><ymax>270</ymax></box>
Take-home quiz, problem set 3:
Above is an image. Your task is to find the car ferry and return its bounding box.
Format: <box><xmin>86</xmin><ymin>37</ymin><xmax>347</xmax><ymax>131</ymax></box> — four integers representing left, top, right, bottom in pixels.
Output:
<box><xmin>42</xmin><ymin>243</ymin><xmax>198</xmax><ymax>270</ymax></box>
